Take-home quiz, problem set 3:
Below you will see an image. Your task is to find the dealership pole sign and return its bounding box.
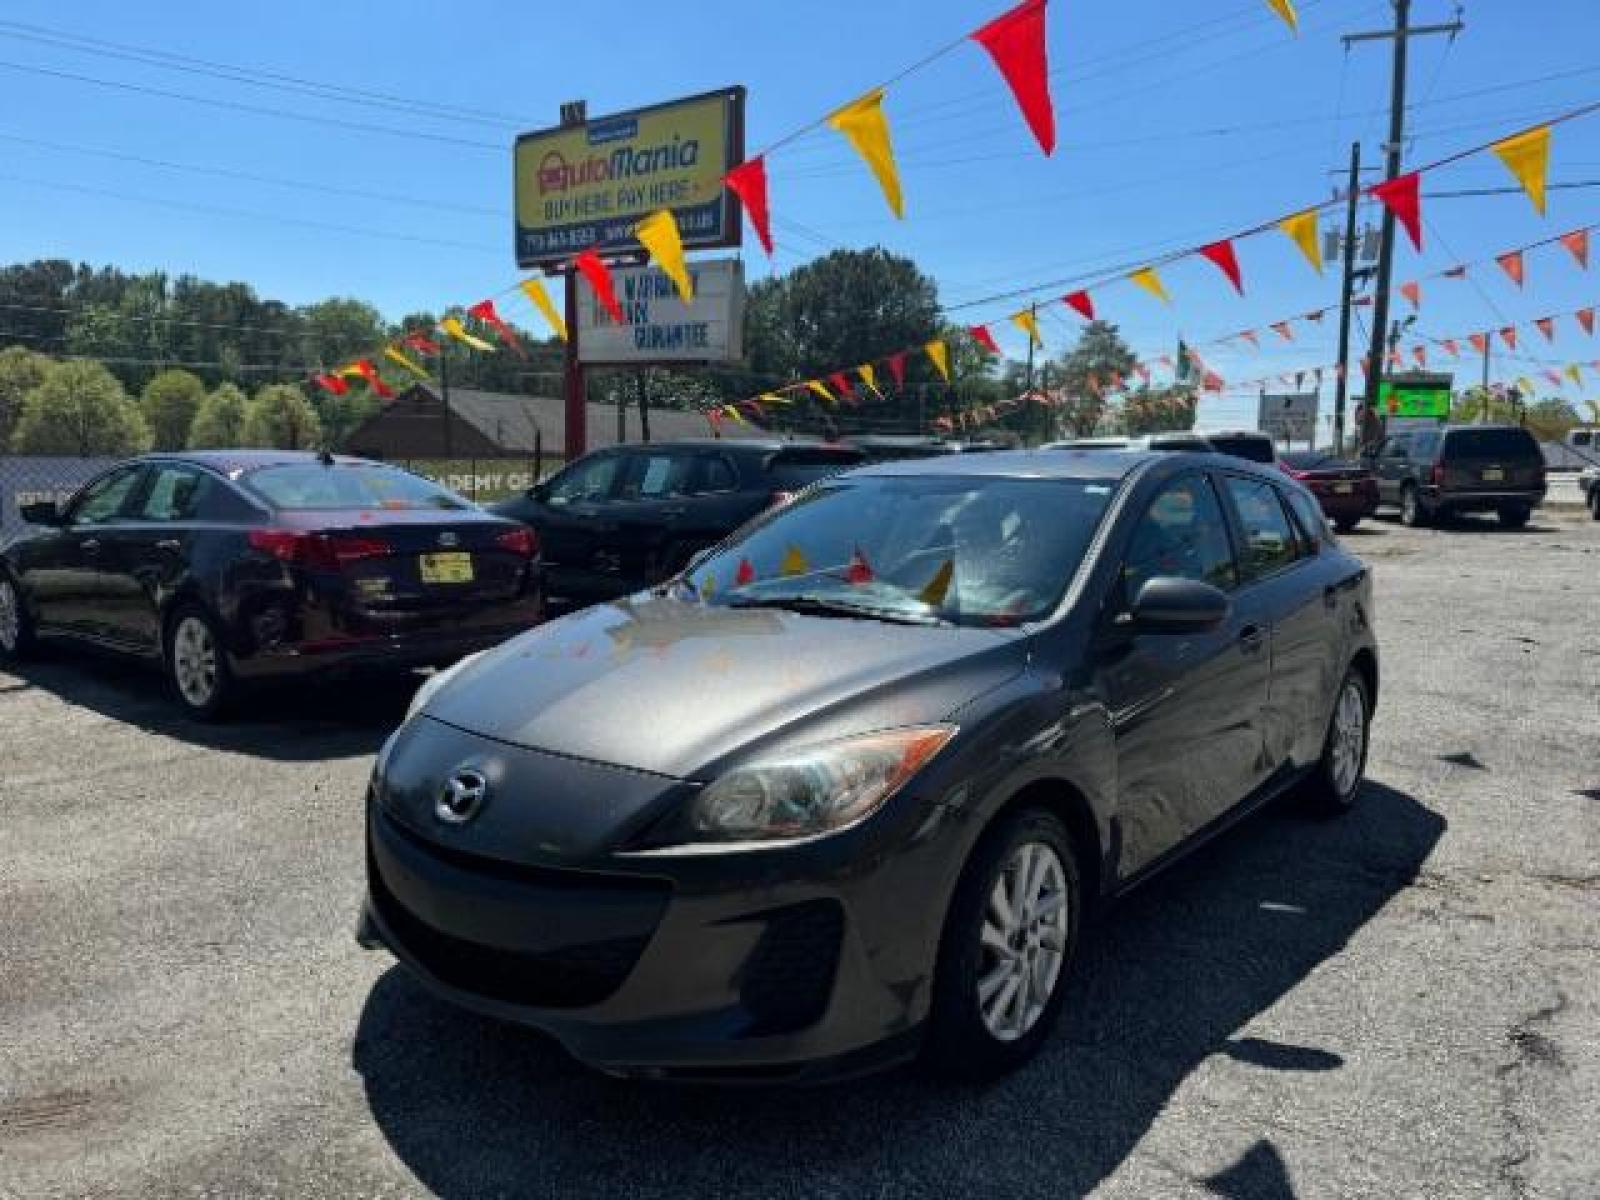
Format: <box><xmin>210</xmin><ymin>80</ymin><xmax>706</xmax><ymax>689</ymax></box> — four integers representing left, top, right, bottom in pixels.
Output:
<box><xmin>514</xmin><ymin>88</ymin><xmax>745</xmax><ymax>268</ymax></box>
<box><xmin>1258</xmin><ymin>392</ymin><xmax>1319</xmax><ymax>441</ymax></box>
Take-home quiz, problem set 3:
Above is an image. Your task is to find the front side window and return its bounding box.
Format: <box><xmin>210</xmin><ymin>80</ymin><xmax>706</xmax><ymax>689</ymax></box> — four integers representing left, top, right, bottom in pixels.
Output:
<box><xmin>1121</xmin><ymin>475</ymin><xmax>1237</xmax><ymax>599</ymax></box>
<box><xmin>689</xmin><ymin>475</ymin><xmax>1115</xmax><ymax>626</ymax></box>
<box><xmin>136</xmin><ymin>466</ymin><xmax>207</xmax><ymax>522</ymax></box>
<box><xmin>243</xmin><ymin>464</ymin><xmax>469</xmax><ymax>511</ymax></box>
<box><xmin>544</xmin><ymin>453</ymin><xmax>621</xmax><ymax>506</ymax></box>
<box><xmin>1225</xmin><ymin>476</ymin><xmax>1300</xmax><ymax>580</ymax></box>
<box><xmin>69</xmin><ymin>467</ymin><xmax>142</xmax><ymax>525</ymax></box>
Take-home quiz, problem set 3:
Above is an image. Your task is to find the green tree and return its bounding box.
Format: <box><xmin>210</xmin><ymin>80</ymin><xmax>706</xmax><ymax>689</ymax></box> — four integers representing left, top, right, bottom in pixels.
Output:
<box><xmin>241</xmin><ymin>383</ymin><xmax>322</xmax><ymax>449</ymax></box>
<box><xmin>1054</xmin><ymin>320</ymin><xmax>1137</xmax><ymax>437</ymax></box>
<box><xmin>11</xmin><ymin>359</ymin><xmax>151</xmax><ymax>455</ymax></box>
<box><xmin>1450</xmin><ymin>390</ymin><xmax>1578</xmax><ymax>441</ymax></box>
<box><xmin>140</xmin><ymin>368</ymin><xmax>207</xmax><ymax>450</ymax></box>
<box><xmin>0</xmin><ymin>345</ymin><xmax>51</xmax><ymax>448</ymax></box>
<box><xmin>188</xmin><ymin>382</ymin><xmax>248</xmax><ymax>448</ymax></box>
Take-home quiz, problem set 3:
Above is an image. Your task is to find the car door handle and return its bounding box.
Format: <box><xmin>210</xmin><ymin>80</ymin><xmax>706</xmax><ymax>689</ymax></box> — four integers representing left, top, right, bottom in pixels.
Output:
<box><xmin>1237</xmin><ymin>624</ymin><xmax>1266</xmax><ymax>652</ymax></box>
<box><xmin>155</xmin><ymin>539</ymin><xmax>183</xmax><ymax>553</ymax></box>
<box><xmin>659</xmin><ymin>506</ymin><xmax>687</xmax><ymax>518</ymax></box>
<box><xmin>79</xmin><ymin>538</ymin><xmax>101</xmax><ymax>554</ymax></box>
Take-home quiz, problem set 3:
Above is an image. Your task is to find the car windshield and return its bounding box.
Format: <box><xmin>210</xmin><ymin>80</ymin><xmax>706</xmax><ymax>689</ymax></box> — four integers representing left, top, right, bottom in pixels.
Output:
<box><xmin>1445</xmin><ymin>428</ymin><xmax>1539</xmax><ymax>459</ymax></box>
<box><xmin>686</xmin><ymin>475</ymin><xmax>1117</xmax><ymax>627</ymax></box>
<box><xmin>243</xmin><ymin>464</ymin><xmax>470</xmax><ymax>511</ymax></box>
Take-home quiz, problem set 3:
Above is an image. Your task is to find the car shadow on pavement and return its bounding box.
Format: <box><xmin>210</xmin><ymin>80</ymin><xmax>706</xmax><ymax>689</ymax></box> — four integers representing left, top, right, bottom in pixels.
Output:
<box><xmin>2</xmin><ymin>652</ymin><xmax>413</xmax><ymax>761</ymax></box>
<box><xmin>353</xmin><ymin>782</ymin><xmax>1443</xmax><ymax>1199</ymax></box>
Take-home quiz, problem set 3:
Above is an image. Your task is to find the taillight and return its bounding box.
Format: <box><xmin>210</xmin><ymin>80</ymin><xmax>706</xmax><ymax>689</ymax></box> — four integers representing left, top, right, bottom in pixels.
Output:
<box><xmin>769</xmin><ymin>490</ymin><xmax>796</xmax><ymax>508</ymax></box>
<box><xmin>248</xmin><ymin>529</ymin><xmax>391</xmax><ymax>569</ymax></box>
<box><xmin>247</xmin><ymin>529</ymin><xmax>302</xmax><ymax>562</ymax></box>
<box><xmin>495</xmin><ymin>526</ymin><xmax>537</xmax><ymax>557</ymax></box>
<box><xmin>1430</xmin><ymin>463</ymin><xmax>1445</xmax><ymax>486</ymax></box>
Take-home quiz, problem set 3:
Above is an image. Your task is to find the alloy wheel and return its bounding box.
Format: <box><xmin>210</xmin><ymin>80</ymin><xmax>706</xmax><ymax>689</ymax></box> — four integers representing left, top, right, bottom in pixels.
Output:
<box><xmin>172</xmin><ymin>616</ymin><xmax>219</xmax><ymax>708</ymax></box>
<box><xmin>1330</xmin><ymin>678</ymin><xmax>1366</xmax><ymax>798</ymax></box>
<box><xmin>0</xmin><ymin>579</ymin><xmax>18</xmax><ymax>652</ymax></box>
<box><xmin>977</xmin><ymin>840</ymin><xmax>1069</xmax><ymax>1042</ymax></box>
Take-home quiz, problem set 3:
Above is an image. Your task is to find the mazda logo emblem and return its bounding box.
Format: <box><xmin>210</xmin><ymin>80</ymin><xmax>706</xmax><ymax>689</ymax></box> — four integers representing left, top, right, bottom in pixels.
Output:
<box><xmin>435</xmin><ymin>768</ymin><xmax>488</xmax><ymax>824</ymax></box>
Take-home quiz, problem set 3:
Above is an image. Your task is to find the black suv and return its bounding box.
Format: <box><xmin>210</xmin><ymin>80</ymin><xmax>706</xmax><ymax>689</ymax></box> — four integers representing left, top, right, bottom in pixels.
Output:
<box><xmin>491</xmin><ymin>438</ymin><xmax>864</xmax><ymax>609</ymax></box>
<box><xmin>1365</xmin><ymin>424</ymin><xmax>1546</xmax><ymax>527</ymax></box>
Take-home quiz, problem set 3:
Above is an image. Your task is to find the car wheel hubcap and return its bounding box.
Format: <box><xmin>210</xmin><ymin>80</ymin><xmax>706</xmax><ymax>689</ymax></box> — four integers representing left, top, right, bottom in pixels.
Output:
<box><xmin>977</xmin><ymin>840</ymin><xmax>1069</xmax><ymax>1043</ymax></box>
<box><xmin>172</xmin><ymin>617</ymin><xmax>218</xmax><ymax>707</ymax></box>
<box><xmin>0</xmin><ymin>580</ymin><xmax>18</xmax><ymax>651</ymax></box>
<box><xmin>1330</xmin><ymin>680</ymin><xmax>1366</xmax><ymax>798</ymax></box>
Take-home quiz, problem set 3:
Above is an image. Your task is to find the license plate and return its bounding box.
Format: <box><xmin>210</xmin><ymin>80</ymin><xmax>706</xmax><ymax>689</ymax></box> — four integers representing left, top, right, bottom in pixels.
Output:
<box><xmin>419</xmin><ymin>552</ymin><xmax>474</xmax><ymax>584</ymax></box>
<box><xmin>1334</xmin><ymin>482</ymin><xmax>1354</xmax><ymax>494</ymax></box>
<box><xmin>1482</xmin><ymin>467</ymin><xmax>1505</xmax><ymax>482</ymax></box>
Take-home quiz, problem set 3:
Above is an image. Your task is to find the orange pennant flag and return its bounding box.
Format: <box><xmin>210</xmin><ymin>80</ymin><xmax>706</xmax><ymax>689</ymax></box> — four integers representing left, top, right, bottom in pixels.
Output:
<box><xmin>1578</xmin><ymin>308</ymin><xmax>1596</xmax><ymax>335</ymax></box>
<box><xmin>925</xmin><ymin>339</ymin><xmax>951</xmax><ymax>381</ymax></box>
<box><xmin>1271</xmin><ymin>321</ymin><xmax>1294</xmax><ymax>342</ymax></box>
<box><xmin>1129</xmin><ymin>266</ymin><xmax>1170</xmax><ymax>304</ymax></box>
<box><xmin>827</xmin><ymin>88</ymin><xmax>903</xmax><ymax>218</ymax></box>
<box><xmin>1468</xmin><ymin>333</ymin><xmax>1488</xmax><ymax>355</ymax></box>
<box><xmin>1278</xmin><ymin>208</ymin><xmax>1323</xmax><ymax>274</ymax></box>
<box><xmin>1500</xmin><ymin>326</ymin><xmax>1519</xmax><ymax>350</ymax></box>
<box><xmin>1559</xmin><ymin>228</ymin><xmax>1590</xmax><ymax>269</ymax></box>
<box><xmin>1536</xmin><ymin>316</ymin><xmax>1556</xmax><ymax>342</ymax></box>
<box><xmin>1491</xmin><ymin>125</ymin><xmax>1551</xmax><ymax>215</ymax></box>
<box><xmin>1496</xmin><ymin>250</ymin><xmax>1525</xmax><ymax>287</ymax></box>
<box><xmin>1399</xmin><ymin>280</ymin><xmax>1421</xmax><ymax>310</ymax></box>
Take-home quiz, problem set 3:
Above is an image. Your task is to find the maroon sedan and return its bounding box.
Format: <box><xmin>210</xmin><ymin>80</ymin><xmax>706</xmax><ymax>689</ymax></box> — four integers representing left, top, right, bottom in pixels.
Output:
<box><xmin>1279</xmin><ymin>451</ymin><xmax>1379</xmax><ymax>533</ymax></box>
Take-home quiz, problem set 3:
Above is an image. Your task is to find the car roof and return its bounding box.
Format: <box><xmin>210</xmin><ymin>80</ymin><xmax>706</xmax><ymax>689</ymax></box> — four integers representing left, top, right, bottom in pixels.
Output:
<box><xmin>601</xmin><ymin>437</ymin><xmax>863</xmax><ymax>456</ymax></box>
<box><xmin>137</xmin><ymin>450</ymin><xmax>380</xmax><ymax>475</ymax></box>
<box><xmin>844</xmin><ymin>446</ymin><xmax>1271</xmax><ymax>483</ymax></box>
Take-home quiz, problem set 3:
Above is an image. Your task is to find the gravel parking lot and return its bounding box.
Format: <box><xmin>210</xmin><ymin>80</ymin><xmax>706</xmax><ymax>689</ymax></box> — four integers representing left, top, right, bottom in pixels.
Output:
<box><xmin>3</xmin><ymin>510</ymin><xmax>1596</xmax><ymax>1200</ymax></box>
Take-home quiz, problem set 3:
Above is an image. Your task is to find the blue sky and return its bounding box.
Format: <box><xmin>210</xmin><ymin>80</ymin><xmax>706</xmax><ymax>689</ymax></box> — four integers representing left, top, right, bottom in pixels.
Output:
<box><xmin>0</xmin><ymin>0</ymin><xmax>1597</xmax><ymax>429</ymax></box>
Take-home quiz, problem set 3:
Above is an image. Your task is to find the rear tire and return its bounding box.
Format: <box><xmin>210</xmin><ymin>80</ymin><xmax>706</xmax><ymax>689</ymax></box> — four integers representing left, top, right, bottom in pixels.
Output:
<box><xmin>1400</xmin><ymin>485</ymin><xmax>1426</xmax><ymax>527</ymax></box>
<box><xmin>164</xmin><ymin>604</ymin><xmax>235</xmax><ymax>720</ymax></box>
<box><xmin>924</xmin><ymin>807</ymin><xmax>1082</xmax><ymax>1082</ymax></box>
<box><xmin>1333</xmin><ymin>517</ymin><xmax>1358</xmax><ymax>534</ymax></box>
<box><xmin>1497</xmin><ymin>505</ymin><xmax>1530</xmax><ymax>530</ymax></box>
<box><xmin>0</xmin><ymin>571</ymin><xmax>38</xmax><ymax>664</ymax></box>
<box><xmin>1590</xmin><ymin>489</ymin><xmax>1600</xmax><ymax>521</ymax></box>
<box><xmin>1304</xmin><ymin>667</ymin><xmax>1371</xmax><ymax>815</ymax></box>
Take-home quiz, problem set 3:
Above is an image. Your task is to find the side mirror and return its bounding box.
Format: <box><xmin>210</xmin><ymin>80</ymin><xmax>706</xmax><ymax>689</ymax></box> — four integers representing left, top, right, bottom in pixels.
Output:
<box><xmin>526</xmin><ymin>482</ymin><xmax>548</xmax><ymax>503</ymax></box>
<box><xmin>1130</xmin><ymin>576</ymin><xmax>1230</xmax><ymax>632</ymax></box>
<box><xmin>20</xmin><ymin>500</ymin><xmax>62</xmax><ymax>526</ymax></box>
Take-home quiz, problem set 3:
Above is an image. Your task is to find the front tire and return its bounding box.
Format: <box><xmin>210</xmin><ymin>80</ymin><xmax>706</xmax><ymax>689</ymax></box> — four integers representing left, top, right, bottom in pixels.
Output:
<box><xmin>1589</xmin><ymin>489</ymin><xmax>1600</xmax><ymax>521</ymax></box>
<box><xmin>1304</xmin><ymin>667</ymin><xmax>1371</xmax><ymax>814</ymax></box>
<box><xmin>164</xmin><ymin>604</ymin><xmax>235</xmax><ymax>719</ymax></box>
<box><xmin>1400</xmin><ymin>484</ymin><xmax>1426</xmax><ymax>527</ymax></box>
<box><xmin>925</xmin><ymin>808</ymin><xmax>1082</xmax><ymax>1082</ymax></box>
<box><xmin>0</xmin><ymin>571</ymin><xmax>38</xmax><ymax>664</ymax></box>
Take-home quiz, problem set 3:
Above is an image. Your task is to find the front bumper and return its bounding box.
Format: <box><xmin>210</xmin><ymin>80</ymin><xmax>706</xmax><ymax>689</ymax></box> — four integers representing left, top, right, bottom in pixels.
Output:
<box><xmin>359</xmin><ymin>793</ymin><xmax>938</xmax><ymax>1082</ymax></box>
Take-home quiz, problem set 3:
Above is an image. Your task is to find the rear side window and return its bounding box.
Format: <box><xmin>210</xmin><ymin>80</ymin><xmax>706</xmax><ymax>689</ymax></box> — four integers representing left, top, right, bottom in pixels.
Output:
<box><xmin>764</xmin><ymin>450</ymin><xmax>863</xmax><ymax>491</ymax></box>
<box><xmin>690</xmin><ymin>455</ymin><xmax>739</xmax><ymax>494</ymax></box>
<box><xmin>1444</xmin><ymin>428</ymin><xmax>1540</xmax><ymax>460</ymax></box>
<box><xmin>244</xmin><ymin>464</ymin><xmax>469</xmax><ymax>511</ymax></box>
<box><xmin>1208</xmin><ymin>435</ymin><xmax>1277</xmax><ymax>464</ymax></box>
<box><xmin>1224</xmin><ymin>476</ymin><xmax>1301</xmax><ymax>580</ymax></box>
<box><xmin>1284</xmin><ymin>488</ymin><xmax>1330</xmax><ymax>547</ymax></box>
<box><xmin>136</xmin><ymin>465</ymin><xmax>207</xmax><ymax>521</ymax></box>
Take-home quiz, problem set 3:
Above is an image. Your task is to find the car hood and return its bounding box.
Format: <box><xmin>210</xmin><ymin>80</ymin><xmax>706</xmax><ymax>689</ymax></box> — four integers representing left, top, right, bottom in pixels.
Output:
<box><xmin>423</xmin><ymin>592</ymin><xmax>1029</xmax><ymax>779</ymax></box>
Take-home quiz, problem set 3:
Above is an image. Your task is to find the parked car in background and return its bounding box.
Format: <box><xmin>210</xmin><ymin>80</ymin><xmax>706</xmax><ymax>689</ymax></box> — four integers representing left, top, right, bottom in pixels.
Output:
<box><xmin>1201</xmin><ymin>430</ymin><xmax>1278</xmax><ymax>464</ymax></box>
<box><xmin>491</xmin><ymin>439</ymin><xmax>864</xmax><ymax>611</ymax></box>
<box><xmin>362</xmin><ymin>448</ymin><xmax>1377</xmax><ymax>1082</ymax></box>
<box><xmin>845</xmin><ymin>435</ymin><xmax>960</xmax><ymax>463</ymax></box>
<box><xmin>1045</xmin><ymin>433</ymin><xmax>1214</xmax><ymax>453</ymax></box>
<box><xmin>1278</xmin><ymin>451</ymin><xmax>1379</xmax><ymax>533</ymax></box>
<box><xmin>1579</xmin><ymin>464</ymin><xmax>1599</xmax><ymax>519</ymax></box>
<box><xmin>0</xmin><ymin>452</ymin><xmax>542</xmax><ymax>717</ymax></box>
<box><xmin>1364</xmin><ymin>424</ymin><xmax>1546</xmax><ymax>528</ymax></box>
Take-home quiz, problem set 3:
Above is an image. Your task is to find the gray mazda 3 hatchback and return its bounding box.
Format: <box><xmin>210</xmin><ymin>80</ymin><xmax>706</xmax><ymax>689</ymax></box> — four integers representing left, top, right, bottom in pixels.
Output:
<box><xmin>359</xmin><ymin>448</ymin><xmax>1377</xmax><ymax>1082</ymax></box>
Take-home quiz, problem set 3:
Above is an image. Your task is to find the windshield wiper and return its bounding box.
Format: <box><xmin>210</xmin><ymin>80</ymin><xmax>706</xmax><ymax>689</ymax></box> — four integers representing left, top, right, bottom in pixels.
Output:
<box><xmin>727</xmin><ymin>594</ymin><xmax>950</xmax><ymax>626</ymax></box>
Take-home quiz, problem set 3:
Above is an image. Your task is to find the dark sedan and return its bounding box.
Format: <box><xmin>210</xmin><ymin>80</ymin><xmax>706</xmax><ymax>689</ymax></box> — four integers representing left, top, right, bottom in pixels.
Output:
<box><xmin>1279</xmin><ymin>451</ymin><xmax>1379</xmax><ymax>533</ymax></box>
<box><xmin>360</xmin><ymin>449</ymin><xmax>1376</xmax><ymax>1082</ymax></box>
<box><xmin>0</xmin><ymin>451</ymin><xmax>542</xmax><ymax>716</ymax></box>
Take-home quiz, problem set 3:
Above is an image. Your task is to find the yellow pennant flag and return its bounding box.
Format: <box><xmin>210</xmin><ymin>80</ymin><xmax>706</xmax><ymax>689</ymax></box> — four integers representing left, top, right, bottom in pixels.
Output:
<box><xmin>383</xmin><ymin>346</ymin><xmax>430</xmax><ymax>379</ymax></box>
<box><xmin>827</xmin><ymin>88</ymin><xmax>903</xmax><ymax>219</ymax></box>
<box><xmin>780</xmin><ymin>544</ymin><xmax>810</xmax><ymax>577</ymax></box>
<box><xmin>1517</xmin><ymin>376</ymin><xmax>1536</xmax><ymax>396</ymax></box>
<box><xmin>1279</xmin><ymin>208</ymin><xmax>1323</xmax><ymax>274</ymax></box>
<box><xmin>1266</xmin><ymin>0</ymin><xmax>1298</xmax><ymax>33</ymax></box>
<box><xmin>725</xmin><ymin>404</ymin><xmax>748</xmax><ymax>425</ymax></box>
<box><xmin>519</xmin><ymin>277</ymin><xmax>568</xmax><ymax>341</ymax></box>
<box><xmin>924</xmin><ymin>339</ymin><xmax>951</xmax><ymax>381</ymax></box>
<box><xmin>856</xmin><ymin>364</ymin><xmax>883</xmax><ymax>399</ymax></box>
<box><xmin>440</xmin><ymin>316</ymin><xmax>495</xmax><ymax>351</ymax></box>
<box><xmin>759</xmin><ymin>391</ymin><xmax>785</xmax><ymax>406</ymax></box>
<box><xmin>635</xmin><ymin>208</ymin><xmax>694</xmax><ymax>303</ymax></box>
<box><xmin>918</xmin><ymin>559</ymin><xmax>954</xmax><ymax>607</ymax></box>
<box><xmin>1129</xmin><ymin>266</ymin><xmax>1170</xmax><ymax>304</ymax></box>
<box><xmin>1565</xmin><ymin>363</ymin><xmax>1583</xmax><ymax>386</ymax></box>
<box><xmin>805</xmin><ymin>379</ymin><xmax>835</xmax><ymax>404</ymax></box>
<box><xmin>1011</xmin><ymin>308</ymin><xmax>1043</xmax><ymax>349</ymax></box>
<box><xmin>1491</xmin><ymin>125</ymin><xmax>1551</xmax><ymax>216</ymax></box>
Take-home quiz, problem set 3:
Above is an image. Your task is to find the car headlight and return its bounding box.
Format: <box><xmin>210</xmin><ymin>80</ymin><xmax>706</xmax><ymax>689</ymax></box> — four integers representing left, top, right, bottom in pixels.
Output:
<box><xmin>405</xmin><ymin>651</ymin><xmax>485</xmax><ymax>722</ymax></box>
<box><xmin>688</xmin><ymin>726</ymin><xmax>957</xmax><ymax>844</ymax></box>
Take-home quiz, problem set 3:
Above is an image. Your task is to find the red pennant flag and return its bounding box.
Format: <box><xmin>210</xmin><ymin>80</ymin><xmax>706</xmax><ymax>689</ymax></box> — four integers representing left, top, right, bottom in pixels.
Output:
<box><xmin>735</xmin><ymin>558</ymin><xmax>756</xmax><ymax>586</ymax></box>
<box><xmin>1304</xmin><ymin>308</ymin><xmax>1328</xmax><ymax>323</ymax></box>
<box><xmin>402</xmin><ymin>332</ymin><xmax>441</xmax><ymax>356</ymax></box>
<box><xmin>1399</xmin><ymin>280</ymin><xmax>1421</xmax><ymax>310</ymax></box>
<box><xmin>1543</xmin><ymin>369</ymin><xmax>1563</xmax><ymax>388</ymax></box>
<box><xmin>1468</xmin><ymin>332</ymin><xmax>1488</xmax><ymax>355</ymax></box>
<box><xmin>1202</xmin><ymin>370</ymin><xmax>1225</xmax><ymax>393</ymax></box>
<box><xmin>1442</xmin><ymin>265</ymin><xmax>1467</xmax><ymax>279</ymax></box>
<box><xmin>1271</xmin><ymin>321</ymin><xmax>1294</xmax><ymax>342</ymax></box>
<box><xmin>885</xmin><ymin>351</ymin><xmax>907</xmax><ymax>388</ymax></box>
<box><xmin>1239</xmin><ymin>329</ymin><xmax>1260</xmax><ymax>349</ymax></box>
<box><xmin>353</xmin><ymin>359</ymin><xmax>395</xmax><ymax>400</ymax></box>
<box><xmin>1578</xmin><ymin>307</ymin><xmax>1596</xmax><ymax>335</ymax></box>
<box><xmin>845</xmin><ymin>546</ymin><xmax>874</xmax><ymax>586</ymax></box>
<box><xmin>467</xmin><ymin>299</ymin><xmax>528</xmax><ymax>359</ymax></box>
<box><xmin>574</xmin><ymin>248</ymin><xmax>624</xmax><ymax>324</ymax></box>
<box><xmin>969</xmin><ymin>0</ymin><xmax>1054</xmax><ymax>155</ymax></box>
<box><xmin>1442</xmin><ymin>338</ymin><xmax>1460</xmax><ymax>358</ymax></box>
<box><xmin>1198</xmin><ymin>239</ymin><xmax>1245</xmax><ymax>295</ymax></box>
<box><xmin>969</xmin><ymin>324</ymin><xmax>1001</xmax><ymax>354</ymax></box>
<box><xmin>1370</xmin><ymin>172</ymin><xmax>1422</xmax><ymax>251</ymax></box>
<box><xmin>1134</xmin><ymin>363</ymin><xmax>1150</xmax><ymax>382</ymax></box>
<box><xmin>1062</xmin><ymin>289</ymin><xmax>1094</xmax><ymax>320</ymax></box>
<box><xmin>1559</xmin><ymin>228</ymin><xmax>1590</xmax><ymax>269</ymax></box>
<box><xmin>1500</xmin><ymin>326</ymin><xmax>1518</xmax><ymax>350</ymax></box>
<box><xmin>829</xmin><ymin>371</ymin><xmax>856</xmax><ymax>402</ymax></box>
<box><xmin>1495</xmin><ymin>250</ymin><xmax>1525</xmax><ymax>287</ymax></box>
<box><xmin>1412</xmin><ymin>346</ymin><xmax>1427</xmax><ymax>368</ymax></box>
<box><xmin>724</xmin><ymin>156</ymin><xmax>774</xmax><ymax>256</ymax></box>
<box><xmin>312</xmin><ymin>372</ymin><xmax>348</xmax><ymax>396</ymax></box>
<box><xmin>1536</xmin><ymin>317</ymin><xmax>1556</xmax><ymax>342</ymax></box>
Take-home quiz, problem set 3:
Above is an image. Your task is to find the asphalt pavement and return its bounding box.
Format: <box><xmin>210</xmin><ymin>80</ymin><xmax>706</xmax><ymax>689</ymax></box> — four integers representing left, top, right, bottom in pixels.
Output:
<box><xmin>2</xmin><ymin>509</ymin><xmax>1596</xmax><ymax>1199</ymax></box>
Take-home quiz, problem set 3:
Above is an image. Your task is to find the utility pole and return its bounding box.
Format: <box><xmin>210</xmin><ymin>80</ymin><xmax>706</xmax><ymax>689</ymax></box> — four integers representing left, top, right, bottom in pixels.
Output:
<box><xmin>1479</xmin><ymin>332</ymin><xmax>1492</xmax><ymax>422</ymax></box>
<box><xmin>1346</xmin><ymin>1</ymin><xmax>1464</xmax><ymax>442</ymax></box>
<box><xmin>1333</xmin><ymin>140</ymin><xmax>1362</xmax><ymax>456</ymax></box>
<box><xmin>1024</xmin><ymin>301</ymin><xmax>1040</xmax><ymax>445</ymax></box>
